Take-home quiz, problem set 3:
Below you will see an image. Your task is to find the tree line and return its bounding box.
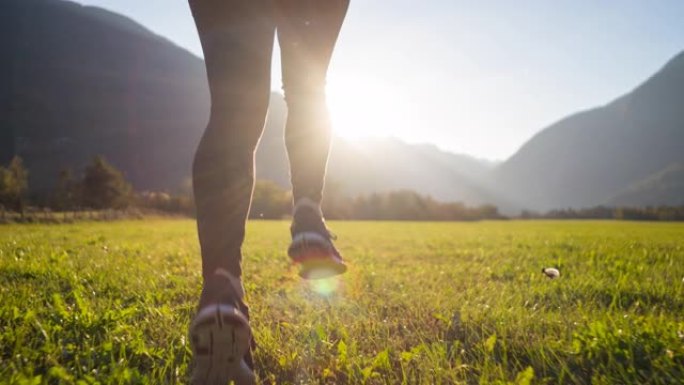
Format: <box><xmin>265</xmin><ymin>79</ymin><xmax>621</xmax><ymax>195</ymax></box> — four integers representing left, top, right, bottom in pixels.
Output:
<box><xmin>0</xmin><ymin>155</ymin><xmax>503</xmax><ymax>221</ymax></box>
<box><xmin>0</xmin><ymin>155</ymin><xmax>134</xmax><ymax>216</ymax></box>
<box><xmin>520</xmin><ymin>206</ymin><xmax>684</xmax><ymax>221</ymax></box>
<box><xmin>246</xmin><ymin>181</ymin><xmax>504</xmax><ymax>221</ymax></box>
<box><xmin>2</xmin><ymin>155</ymin><xmax>683</xmax><ymax>222</ymax></box>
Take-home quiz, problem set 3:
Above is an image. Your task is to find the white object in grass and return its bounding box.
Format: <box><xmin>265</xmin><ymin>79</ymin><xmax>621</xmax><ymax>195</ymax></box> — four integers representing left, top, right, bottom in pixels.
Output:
<box><xmin>542</xmin><ymin>267</ymin><xmax>560</xmax><ymax>279</ymax></box>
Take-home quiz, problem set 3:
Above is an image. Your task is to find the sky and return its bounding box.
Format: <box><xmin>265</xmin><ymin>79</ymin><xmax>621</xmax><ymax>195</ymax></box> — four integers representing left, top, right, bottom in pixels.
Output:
<box><xmin>72</xmin><ymin>0</ymin><xmax>684</xmax><ymax>161</ymax></box>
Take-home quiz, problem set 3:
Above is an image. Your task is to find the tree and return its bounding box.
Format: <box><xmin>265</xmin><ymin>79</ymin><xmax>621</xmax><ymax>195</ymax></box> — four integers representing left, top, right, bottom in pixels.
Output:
<box><xmin>80</xmin><ymin>156</ymin><xmax>133</xmax><ymax>209</ymax></box>
<box><xmin>0</xmin><ymin>156</ymin><xmax>29</xmax><ymax>213</ymax></box>
<box><xmin>53</xmin><ymin>168</ymin><xmax>79</xmax><ymax>210</ymax></box>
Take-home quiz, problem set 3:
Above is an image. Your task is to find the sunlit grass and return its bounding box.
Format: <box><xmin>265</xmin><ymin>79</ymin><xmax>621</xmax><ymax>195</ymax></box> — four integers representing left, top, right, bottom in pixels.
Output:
<box><xmin>1</xmin><ymin>220</ymin><xmax>683</xmax><ymax>384</ymax></box>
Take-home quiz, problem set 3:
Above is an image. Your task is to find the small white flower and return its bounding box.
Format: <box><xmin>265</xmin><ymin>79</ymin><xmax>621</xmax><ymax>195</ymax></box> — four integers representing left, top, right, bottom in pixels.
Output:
<box><xmin>542</xmin><ymin>267</ymin><xmax>560</xmax><ymax>279</ymax></box>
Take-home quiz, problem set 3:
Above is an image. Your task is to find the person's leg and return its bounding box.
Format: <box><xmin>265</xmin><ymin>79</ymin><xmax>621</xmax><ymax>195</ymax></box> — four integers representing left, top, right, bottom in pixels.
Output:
<box><xmin>191</xmin><ymin>0</ymin><xmax>275</xmax><ymax>284</ymax></box>
<box><xmin>276</xmin><ymin>0</ymin><xmax>350</xmax><ymax>279</ymax></box>
<box><xmin>277</xmin><ymin>0</ymin><xmax>350</xmax><ymax>205</ymax></box>
<box><xmin>189</xmin><ymin>0</ymin><xmax>274</xmax><ymax>382</ymax></box>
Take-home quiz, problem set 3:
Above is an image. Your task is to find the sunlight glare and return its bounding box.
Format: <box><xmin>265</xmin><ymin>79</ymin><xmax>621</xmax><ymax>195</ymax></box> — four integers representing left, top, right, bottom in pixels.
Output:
<box><xmin>326</xmin><ymin>73</ymin><xmax>415</xmax><ymax>140</ymax></box>
<box><xmin>308</xmin><ymin>273</ymin><xmax>340</xmax><ymax>297</ymax></box>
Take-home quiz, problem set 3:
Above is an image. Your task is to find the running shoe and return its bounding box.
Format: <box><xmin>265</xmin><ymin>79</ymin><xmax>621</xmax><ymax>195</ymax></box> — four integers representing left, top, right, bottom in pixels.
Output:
<box><xmin>189</xmin><ymin>269</ymin><xmax>255</xmax><ymax>385</ymax></box>
<box><xmin>288</xmin><ymin>198</ymin><xmax>347</xmax><ymax>279</ymax></box>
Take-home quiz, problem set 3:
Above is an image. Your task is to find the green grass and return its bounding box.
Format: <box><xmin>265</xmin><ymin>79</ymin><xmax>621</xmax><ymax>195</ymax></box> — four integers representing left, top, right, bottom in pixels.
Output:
<box><xmin>1</xmin><ymin>220</ymin><xmax>683</xmax><ymax>384</ymax></box>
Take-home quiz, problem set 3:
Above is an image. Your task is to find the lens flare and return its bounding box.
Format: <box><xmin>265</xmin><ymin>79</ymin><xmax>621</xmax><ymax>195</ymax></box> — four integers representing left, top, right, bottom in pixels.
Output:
<box><xmin>308</xmin><ymin>270</ymin><xmax>340</xmax><ymax>296</ymax></box>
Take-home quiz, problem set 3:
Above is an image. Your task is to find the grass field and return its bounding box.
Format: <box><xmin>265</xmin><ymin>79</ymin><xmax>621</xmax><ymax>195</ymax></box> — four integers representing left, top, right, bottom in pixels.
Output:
<box><xmin>1</xmin><ymin>220</ymin><xmax>683</xmax><ymax>384</ymax></box>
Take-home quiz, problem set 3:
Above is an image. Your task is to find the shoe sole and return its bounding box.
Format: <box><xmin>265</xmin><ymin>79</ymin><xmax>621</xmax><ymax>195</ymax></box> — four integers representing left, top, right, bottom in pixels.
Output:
<box><xmin>288</xmin><ymin>232</ymin><xmax>347</xmax><ymax>280</ymax></box>
<box><xmin>190</xmin><ymin>304</ymin><xmax>254</xmax><ymax>385</ymax></box>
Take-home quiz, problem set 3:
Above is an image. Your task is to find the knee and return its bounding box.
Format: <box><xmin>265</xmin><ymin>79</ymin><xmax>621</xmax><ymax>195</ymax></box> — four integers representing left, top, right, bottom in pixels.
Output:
<box><xmin>283</xmin><ymin>83</ymin><xmax>327</xmax><ymax>110</ymax></box>
<box><xmin>193</xmin><ymin>124</ymin><xmax>259</xmax><ymax>180</ymax></box>
<box><xmin>199</xmin><ymin>90</ymin><xmax>269</xmax><ymax>150</ymax></box>
<box><xmin>210</xmin><ymin>88</ymin><xmax>270</xmax><ymax>125</ymax></box>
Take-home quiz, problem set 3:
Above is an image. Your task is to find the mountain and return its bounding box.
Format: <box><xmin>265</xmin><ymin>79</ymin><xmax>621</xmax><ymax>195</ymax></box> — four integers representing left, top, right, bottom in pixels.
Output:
<box><xmin>1</xmin><ymin>0</ymin><xmax>209</xmax><ymax>194</ymax></box>
<box><xmin>496</xmin><ymin>51</ymin><xmax>684</xmax><ymax>210</ymax></box>
<box><xmin>326</xmin><ymin>139</ymin><xmax>497</xmax><ymax>203</ymax></box>
<box><xmin>1</xmin><ymin>0</ymin><xmax>492</xmax><ymax>204</ymax></box>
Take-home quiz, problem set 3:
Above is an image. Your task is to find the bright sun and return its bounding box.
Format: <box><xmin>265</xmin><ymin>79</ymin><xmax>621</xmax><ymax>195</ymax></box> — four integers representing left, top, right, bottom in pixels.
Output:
<box><xmin>326</xmin><ymin>73</ymin><xmax>415</xmax><ymax>140</ymax></box>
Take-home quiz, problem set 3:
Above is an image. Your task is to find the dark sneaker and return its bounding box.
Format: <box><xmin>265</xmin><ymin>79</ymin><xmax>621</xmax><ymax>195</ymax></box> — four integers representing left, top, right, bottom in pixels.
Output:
<box><xmin>288</xmin><ymin>198</ymin><xmax>347</xmax><ymax>280</ymax></box>
<box><xmin>190</xmin><ymin>269</ymin><xmax>255</xmax><ymax>385</ymax></box>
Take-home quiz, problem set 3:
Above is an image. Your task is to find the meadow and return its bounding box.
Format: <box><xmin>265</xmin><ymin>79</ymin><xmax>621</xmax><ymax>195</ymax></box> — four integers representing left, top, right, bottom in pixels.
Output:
<box><xmin>1</xmin><ymin>220</ymin><xmax>683</xmax><ymax>384</ymax></box>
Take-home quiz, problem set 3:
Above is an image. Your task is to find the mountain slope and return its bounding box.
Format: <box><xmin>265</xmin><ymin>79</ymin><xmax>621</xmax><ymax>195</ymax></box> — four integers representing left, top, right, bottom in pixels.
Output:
<box><xmin>326</xmin><ymin>138</ymin><xmax>497</xmax><ymax>203</ymax></box>
<box><xmin>609</xmin><ymin>163</ymin><xmax>684</xmax><ymax>206</ymax></box>
<box><xmin>1</xmin><ymin>0</ymin><xmax>209</xmax><ymax>193</ymax></box>
<box><xmin>496</xmin><ymin>51</ymin><xmax>684</xmax><ymax>210</ymax></box>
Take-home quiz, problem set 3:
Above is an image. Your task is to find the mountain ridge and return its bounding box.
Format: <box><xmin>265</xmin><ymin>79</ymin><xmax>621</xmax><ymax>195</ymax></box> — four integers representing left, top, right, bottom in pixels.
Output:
<box><xmin>495</xmin><ymin>50</ymin><xmax>684</xmax><ymax>210</ymax></box>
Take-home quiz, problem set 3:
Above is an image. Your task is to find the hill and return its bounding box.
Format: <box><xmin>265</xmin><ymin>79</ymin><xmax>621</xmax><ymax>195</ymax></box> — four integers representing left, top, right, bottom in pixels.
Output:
<box><xmin>609</xmin><ymin>162</ymin><xmax>684</xmax><ymax>206</ymax></box>
<box><xmin>496</xmin><ymin>51</ymin><xmax>684</xmax><ymax>210</ymax></box>
<box><xmin>1</xmin><ymin>0</ymin><xmax>209</xmax><ymax>194</ymax></box>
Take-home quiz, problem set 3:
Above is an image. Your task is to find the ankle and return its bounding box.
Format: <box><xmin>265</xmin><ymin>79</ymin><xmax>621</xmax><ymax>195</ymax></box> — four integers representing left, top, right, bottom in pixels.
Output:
<box><xmin>293</xmin><ymin>197</ymin><xmax>322</xmax><ymax>217</ymax></box>
<box><xmin>213</xmin><ymin>268</ymin><xmax>245</xmax><ymax>299</ymax></box>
